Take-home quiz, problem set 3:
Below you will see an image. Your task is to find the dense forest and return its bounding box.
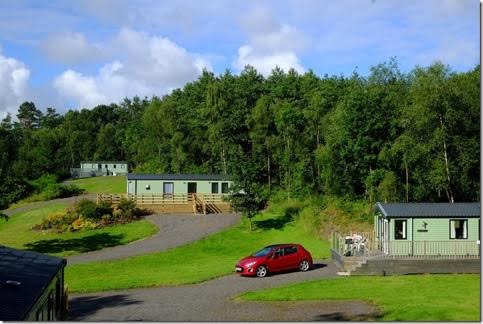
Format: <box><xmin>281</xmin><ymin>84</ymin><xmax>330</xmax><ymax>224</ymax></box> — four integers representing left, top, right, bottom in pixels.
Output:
<box><xmin>0</xmin><ymin>59</ymin><xmax>480</xmax><ymax>208</ymax></box>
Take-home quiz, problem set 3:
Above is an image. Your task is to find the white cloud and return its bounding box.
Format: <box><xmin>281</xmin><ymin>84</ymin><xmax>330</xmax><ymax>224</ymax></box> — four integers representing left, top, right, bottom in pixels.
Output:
<box><xmin>41</xmin><ymin>32</ymin><xmax>102</xmax><ymax>64</ymax></box>
<box><xmin>53</xmin><ymin>28</ymin><xmax>211</xmax><ymax>109</ymax></box>
<box><xmin>234</xmin><ymin>5</ymin><xmax>309</xmax><ymax>76</ymax></box>
<box><xmin>0</xmin><ymin>49</ymin><xmax>30</xmax><ymax>118</ymax></box>
<box><xmin>236</xmin><ymin>46</ymin><xmax>305</xmax><ymax>76</ymax></box>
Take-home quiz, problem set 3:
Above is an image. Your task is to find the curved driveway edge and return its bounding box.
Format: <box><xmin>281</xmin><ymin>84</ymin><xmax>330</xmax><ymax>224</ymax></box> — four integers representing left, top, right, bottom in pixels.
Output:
<box><xmin>68</xmin><ymin>261</ymin><xmax>380</xmax><ymax>321</ymax></box>
<box><xmin>2</xmin><ymin>194</ymin><xmax>97</xmax><ymax>217</ymax></box>
<box><xmin>67</xmin><ymin>213</ymin><xmax>242</xmax><ymax>264</ymax></box>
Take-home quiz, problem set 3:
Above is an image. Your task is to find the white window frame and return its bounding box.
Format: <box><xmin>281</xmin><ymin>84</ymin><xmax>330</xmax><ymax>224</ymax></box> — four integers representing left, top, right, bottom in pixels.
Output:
<box><xmin>394</xmin><ymin>219</ymin><xmax>407</xmax><ymax>240</ymax></box>
<box><xmin>450</xmin><ymin>219</ymin><xmax>468</xmax><ymax>239</ymax></box>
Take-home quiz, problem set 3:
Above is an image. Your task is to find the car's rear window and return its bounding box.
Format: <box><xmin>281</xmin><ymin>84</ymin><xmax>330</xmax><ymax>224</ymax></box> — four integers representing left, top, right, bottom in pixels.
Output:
<box><xmin>284</xmin><ymin>246</ymin><xmax>298</xmax><ymax>255</ymax></box>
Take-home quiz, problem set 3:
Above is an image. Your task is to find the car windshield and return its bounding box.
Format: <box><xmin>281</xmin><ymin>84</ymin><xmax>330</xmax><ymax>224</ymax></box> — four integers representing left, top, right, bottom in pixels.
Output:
<box><xmin>252</xmin><ymin>247</ymin><xmax>273</xmax><ymax>257</ymax></box>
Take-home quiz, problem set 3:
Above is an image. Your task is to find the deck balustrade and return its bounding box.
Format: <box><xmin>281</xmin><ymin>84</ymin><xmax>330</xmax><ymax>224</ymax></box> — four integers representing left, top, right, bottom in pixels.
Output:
<box><xmin>332</xmin><ymin>232</ymin><xmax>480</xmax><ymax>260</ymax></box>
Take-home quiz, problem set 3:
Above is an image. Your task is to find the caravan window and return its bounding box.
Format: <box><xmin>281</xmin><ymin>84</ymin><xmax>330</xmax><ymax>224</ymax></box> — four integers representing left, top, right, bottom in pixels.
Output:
<box><xmin>163</xmin><ymin>182</ymin><xmax>174</xmax><ymax>194</ymax></box>
<box><xmin>450</xmin><ymin>219</ymin><xmax>467</xmax><ymax>239</ymax></box>
<box><xmin>221</xmin><ymin>182</ymin><xmax>229</xmax><ymax>194</ymax></box>
<box><xmin>394</xmin><ymin>219</ymin><xmax>407</xmax><ymax>240</ymax></box>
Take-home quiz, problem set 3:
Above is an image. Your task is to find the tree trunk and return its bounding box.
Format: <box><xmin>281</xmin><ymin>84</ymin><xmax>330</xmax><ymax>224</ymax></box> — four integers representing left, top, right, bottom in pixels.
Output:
<box><xmin>316</xmin><ymin>125</ymin><xmax>320</xmax><ymax>187</ymax></box>
<box><xmin>221</xmin><ymin>144</ymin><xmax>227</xmax><ymax>175</ymax></box>
<box><xmin>368</xmin><ymin>165</ymin><xmax>373</xmax><ymax>205</ymax></box>
<box><xmin>405</xmin><ymin>158</ymin><xmax>409</xmax><ymax>203</ymax></box>
<box><xmin>439</xmin><ymin>115</ymin><xmax>454</xmax><ymax>203</ymax></box>
<box><xmin>267</xmin><ymin>153</ymin><xmax>271</xmax><ymax>194</ymax></box>
<box><xmin>287</xmin><ymin>136</ymin><xmax>290</xmax><ymax>200</ymax></box>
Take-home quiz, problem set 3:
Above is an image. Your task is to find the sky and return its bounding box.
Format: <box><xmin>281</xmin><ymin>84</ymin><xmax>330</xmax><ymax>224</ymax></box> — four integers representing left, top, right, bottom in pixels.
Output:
<box><xmin>0</xmin><ymin>0</ymin><xmax>479</xmax><ymax>118</ymax></box>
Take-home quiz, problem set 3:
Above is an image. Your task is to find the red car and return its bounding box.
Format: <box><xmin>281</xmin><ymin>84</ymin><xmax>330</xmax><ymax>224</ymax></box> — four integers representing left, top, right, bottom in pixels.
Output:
<box><xmin>235</xmin><ymin>243</ymin><xmax>313</xmax><ymax>277</ymax></box>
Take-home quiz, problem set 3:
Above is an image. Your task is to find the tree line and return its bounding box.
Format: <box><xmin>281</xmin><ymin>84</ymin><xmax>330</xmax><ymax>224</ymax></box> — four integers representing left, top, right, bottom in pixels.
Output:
<box><xmin>0</xmin><ymin>59</ymin><xmax>479</xmax><ymax>208</ymax></box>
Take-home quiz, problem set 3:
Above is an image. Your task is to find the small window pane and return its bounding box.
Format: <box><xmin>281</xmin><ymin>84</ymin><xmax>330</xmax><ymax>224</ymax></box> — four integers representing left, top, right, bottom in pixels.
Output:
<box><xmin>113</xmin><ymin>164</ymin><xmax>116</xmax><ymax>169</ymax></box>
<box><xmin>394</xmin><ymin>220</ymin><xmax>407</xmax><ymax>240</ymax></box>
<box><xmin>211</xmin><ymin>182</ymin><xmax>219</xmax><ymax>193</ymax></box>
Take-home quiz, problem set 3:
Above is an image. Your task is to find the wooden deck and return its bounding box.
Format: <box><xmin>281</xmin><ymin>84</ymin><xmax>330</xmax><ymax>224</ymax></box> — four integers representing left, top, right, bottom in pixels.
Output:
<box><xmin>97</xmin><ymin>193</ymin><xmax>232</xmax><ymax>214</ymax></box>
<box><xmin>331</xmin><ymin>231</ymin><xmax>480</xmax><ymax>275</ymax></box>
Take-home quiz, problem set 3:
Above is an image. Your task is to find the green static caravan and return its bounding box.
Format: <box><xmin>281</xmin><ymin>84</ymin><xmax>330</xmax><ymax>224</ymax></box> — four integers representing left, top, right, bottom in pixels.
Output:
<box><xmin>374</xmin><ymin>202</ymin><xmax>481</xmax><ymax>256</ymax></box>
<box><xmin>71</xmin><ymin>161</ymin><xmax>128</xmax><ymax>178</ymax></box>
<box><xmin>126</xmin><ymin>173</ymin><xmax>232</xmax><ymax>195</ymax></box>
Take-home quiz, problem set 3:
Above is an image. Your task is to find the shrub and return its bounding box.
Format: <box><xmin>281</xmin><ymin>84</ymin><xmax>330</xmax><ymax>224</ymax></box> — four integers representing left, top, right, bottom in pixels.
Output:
<box><xmin>0</xmin><ymin>212</ymin><xmax>9</xmax><ymax>222</ymax></box>
<box><xmin>32</xmin><ymin>198</ymin><xmax>150</xmax><ymax>233</ymax></box>
<box><xmin>33</xmin><ymin>211</ymin><xmax>79</xmax><ymax>232</ymax></box>
<box><xmin>75</xmin><ymin>199</ymin><xmax>99</xmax><ymax>220</ymax></box>
<box><xmin>30</xmin><ymin>174</ymin><xmax>58</xmax><ymax>193</ymax></box>
<box><xmin>96</xmin><ymin>201</ymin><xmax>113</xmax><ymax>216</ymax></box>
<box><xmin>117</xmin><ymin>198</ymin><xmax>137</xmax><ymax>220</ymax></box>
<box><xmin>69</xmin><ymin>218</ymin><xmax>98</xmax><ymax>231</ymax></box>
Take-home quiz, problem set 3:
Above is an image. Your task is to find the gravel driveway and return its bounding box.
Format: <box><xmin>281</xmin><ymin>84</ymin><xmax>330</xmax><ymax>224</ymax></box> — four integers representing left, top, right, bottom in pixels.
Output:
<box><xmin>68</xmin><ymin>261</ymin><xmax>380</xmax><ymax>321</ymax></box>
<box><xmin>67</xmin><ymin>213</ymin><xmax>241</xmax><ymax>264</ymax></box>
<box><xmin>2</xmin><ymin>194</ymin><xmax>97</xmax><ymax>217</ymax></box>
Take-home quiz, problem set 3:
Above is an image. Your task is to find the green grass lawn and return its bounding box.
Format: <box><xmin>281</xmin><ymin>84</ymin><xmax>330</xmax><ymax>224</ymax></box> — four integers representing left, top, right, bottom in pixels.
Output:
<box><xmin>0</xmin><ymin>203</ymin><xmax>158</xmax><ymax>257</ymax></box>
<box><xmin>66</xmin><ymin>208</ymin><xmax>331</xmax><ymax>293</ymax></box>
<box><xmin>238</xmin><ymin>274</ymin><xmax>480</xmax><ymax>321</ymax></box>
<box><xmin>69</xmin><ymin>176</ymin><xmax>126</xmax><ymax>193</ymax></box>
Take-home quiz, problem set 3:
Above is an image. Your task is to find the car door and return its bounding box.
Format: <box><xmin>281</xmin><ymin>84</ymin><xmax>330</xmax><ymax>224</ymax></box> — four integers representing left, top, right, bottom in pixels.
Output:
<box><xmin>267</xmin><ymin>247</ymin><xmax>284</xmax><ymax>272</ymax></box>
<box><xmin>283</xmin><ymin>246</ymin><xmax>300</xmax><ymax>270</ymax></box>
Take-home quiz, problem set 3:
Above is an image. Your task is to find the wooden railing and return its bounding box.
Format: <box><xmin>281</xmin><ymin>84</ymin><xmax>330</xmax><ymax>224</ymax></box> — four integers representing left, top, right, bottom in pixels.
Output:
<box><xmin>97</xmin><ymin>193</ymin><xmax>231</xmax><ymax>215</ymax></box>
<box><xmin>331</xmin><ymin>232</ymin><xmax>480</xmax><ymax>260</ymax></box>
<box><xmin>97</xmin><ymin>193</ymin><xmax>229</xmax><ymax>204</ymax></box>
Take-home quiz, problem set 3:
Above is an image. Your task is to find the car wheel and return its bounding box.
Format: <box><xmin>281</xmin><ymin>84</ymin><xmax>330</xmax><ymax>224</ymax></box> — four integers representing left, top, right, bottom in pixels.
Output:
<box><xmin>256</xmin><ymin>265</ymin><xmax>268</xmax><ymax>278</ymax></box>
<box><xmin>299</xmin><ymin>260</ymin><xmax>310</xmax><ymax>272</ymax></box>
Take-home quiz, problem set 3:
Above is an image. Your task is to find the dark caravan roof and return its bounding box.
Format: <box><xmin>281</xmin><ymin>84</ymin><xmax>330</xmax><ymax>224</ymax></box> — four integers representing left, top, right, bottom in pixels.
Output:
<box><xmin>0</xmin><ymin>245</ymin><xmax>66</xmax><ymax>321</ymax></box>
<box><xmin>375</xmin><ymin>202</ymin><xmax>480</xmax><ymax>218</ymax></box>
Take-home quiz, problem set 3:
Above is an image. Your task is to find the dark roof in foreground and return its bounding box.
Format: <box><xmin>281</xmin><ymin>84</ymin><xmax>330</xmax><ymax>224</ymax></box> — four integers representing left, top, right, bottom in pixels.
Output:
<box><xmin>0</xmin><ymin>245</ymin><xmax>66</xmax><ymax>321</ymax></box>
<box><xmin>375</xmin><ymin>202</ymin><xmax>481</xmax><ymax>218</ymax></box>
<box><xmin>127</xmin><ymin>173</ymin><xmax>230</xmax><ymax>181</ymax></box>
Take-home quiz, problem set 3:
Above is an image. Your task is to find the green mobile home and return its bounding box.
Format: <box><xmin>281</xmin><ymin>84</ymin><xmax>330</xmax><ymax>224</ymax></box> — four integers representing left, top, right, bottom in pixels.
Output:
<box><xmin>332</xmin><ymin>202</ymin><xmax>480</xmax><ymax>275</ymax></box>
<box><xmin>126</xmin><ymin>174</ymin><xmax>232</xmax><ymax>195</ymax></box>
<box><xmin>374</xmin><ymin>202</ymin><xmax>480</xmax><ymax>256</ymax></box>
<box><xmin>71</xmin><ymin>161</ymin><xmax>128</xmax><ymax>178</ymax></box>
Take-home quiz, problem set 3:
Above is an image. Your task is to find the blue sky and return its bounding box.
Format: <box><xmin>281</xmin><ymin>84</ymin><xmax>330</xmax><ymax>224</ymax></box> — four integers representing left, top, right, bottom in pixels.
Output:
<box><xmin>0</xmin><ymin>0</ymin><xmax>479</xmax><ymax>117</ymax></box>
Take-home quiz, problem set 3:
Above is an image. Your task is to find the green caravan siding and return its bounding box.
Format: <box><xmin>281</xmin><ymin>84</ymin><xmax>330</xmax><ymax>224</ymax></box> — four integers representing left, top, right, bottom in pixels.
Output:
<box><xmin>127</xmin><ymin>179</ymin><xmax>232</xmax><ymax>194</ymax></box>
<box><xmin>387</xmin><ymin>217</ymin><xmax>480</xmax><ymax>256</ymax></box>
<box><xmin>412</xmin><ymin>218</ymin><xmax>479</xmax><ymax>241</ymax></box>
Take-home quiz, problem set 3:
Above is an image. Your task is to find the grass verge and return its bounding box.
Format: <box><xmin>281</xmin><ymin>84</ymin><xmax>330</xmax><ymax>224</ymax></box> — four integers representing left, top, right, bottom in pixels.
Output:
<box><xmin>66</xmin><ymin>206</ymin><xmax>331</xmax><ymax>293</ymax></box>
<box><xmin>69</xmin><ymin>176</ymin><xmax>126</xmax><ymax>193</ymax></box>
<box><xmin>238</xmin><ymin>274</ymin><xmax>480</xmax><ymax>321</ymax></box>
<box><xmin>0</xmin><ymin>203</ymin><xmax>158</xmax><ymax>257</ymax></box>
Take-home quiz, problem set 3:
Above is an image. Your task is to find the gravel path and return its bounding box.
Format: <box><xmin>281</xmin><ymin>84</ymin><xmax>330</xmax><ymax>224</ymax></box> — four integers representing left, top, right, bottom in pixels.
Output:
<box><xmin>68</xmin><ymin>261</ymin><xmax>380</xmax><ymax>321</ymax></box>
<box><xmin>67</xmin><ymin>213</ymin><xmax>242</xmax><ymax>264</ymax></box>
<box><xmin>2</xmin><ymin>194</ymin><xmax>97</xmax><ymax>217</ymax></box>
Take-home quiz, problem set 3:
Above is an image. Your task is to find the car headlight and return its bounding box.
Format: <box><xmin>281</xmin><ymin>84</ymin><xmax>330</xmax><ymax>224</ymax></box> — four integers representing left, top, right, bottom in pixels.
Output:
<box><xmin>245</xmin><ymin>261</ymin><xmax>257</xmax><ymax>268</ymax></box>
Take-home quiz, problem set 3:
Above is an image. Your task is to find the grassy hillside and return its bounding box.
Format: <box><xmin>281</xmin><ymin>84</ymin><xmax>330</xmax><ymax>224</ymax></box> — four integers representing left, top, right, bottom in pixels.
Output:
<box><xmin>239</xmin><ymin>274</ymin><xmax>480</xmax><ymax>321</ymax></box>
<box><xmin>69</xmin><ymin>176</ymin><xmax>126</xmax><ymax>194</ymax></box>
<box><xmin>66</xmin><ymin>203</ymin><xmax>331</xmax><ymax>293</ymax></box>
<box><xmin>0</xmin><ymin>202</ymin><xmax>158</xmax><ymax>257</ymax></box>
